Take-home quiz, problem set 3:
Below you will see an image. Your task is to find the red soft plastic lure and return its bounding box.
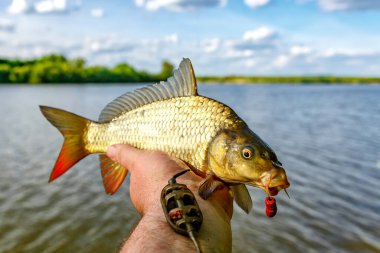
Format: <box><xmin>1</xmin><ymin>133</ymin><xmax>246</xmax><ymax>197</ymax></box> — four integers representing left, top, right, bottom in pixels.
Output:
<box><xmin>265</xmin><ymin>197</ymin><xmax>277</xmax><ymax>217</ymax></box>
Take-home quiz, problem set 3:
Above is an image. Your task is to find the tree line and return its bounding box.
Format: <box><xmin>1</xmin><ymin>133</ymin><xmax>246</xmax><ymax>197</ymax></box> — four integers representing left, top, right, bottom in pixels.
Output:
<box><xmin>198</xmin><ymin>75</ymin><xmax>380</xmax><ymax>84</ymax></box>
<box><xmin>1</xmin><ymin>54</ymin><xmax>378</xmax><ymax>84</ymax></box>
<box><xmin>0</xmin><ymin>54</ymin><xmax>174</xmax><ymax>84</ymax></box>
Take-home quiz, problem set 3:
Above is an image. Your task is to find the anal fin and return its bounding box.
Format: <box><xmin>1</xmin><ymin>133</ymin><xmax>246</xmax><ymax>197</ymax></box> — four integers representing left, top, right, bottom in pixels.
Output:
<box><xmin>230</xmin><ymin>184</ymin><xmax>253</xmax><ymax>214</ymax></box>
<box><xmin>99</xmin><ymin>154</ymin><xmax>128</xmax><ymax>194</ymax></box>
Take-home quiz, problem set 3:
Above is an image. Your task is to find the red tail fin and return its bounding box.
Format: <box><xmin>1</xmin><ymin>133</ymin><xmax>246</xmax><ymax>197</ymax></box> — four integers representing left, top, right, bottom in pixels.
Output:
<box><xmin>40</xmin><ymin>106</ymin><xmax>90</xmax><ymax>182</ymax></box>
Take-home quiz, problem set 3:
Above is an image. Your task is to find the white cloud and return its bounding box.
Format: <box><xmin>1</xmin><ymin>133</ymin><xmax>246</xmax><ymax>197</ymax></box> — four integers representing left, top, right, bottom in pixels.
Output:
<box><xmin>135</xmin><ymin>0</ymin><xmax>227</xmax><ymax>11</ymax></box>
<box><xmin>244</xmin><ymin>0</ymin><xmax>270</xmax><ymax>9</ymax></box>
<box><xmin>7</xmin><ymin>0</ymin><xmax>81</xmax><ymax>15</ymax></box>
<box><xmin>317</xmin><ymin>0</ymin><xmax>380</xmax><ymax>11</ymax></box>
<box><xmin>71</xmin><ymin>30</ymin><xmax>380</xmax><ymax>76</ymax></box>
<box><xmin>268</xmin><ymin>46</ymin><xmax>380</xmax><ymax>75</ymax></box>
<box><xmin>0</xmin><ymin>19</ymin><xmax>15</xmax><ymax>32</ymax></box>
<box><xmin>1</xmin><ymin>22</ymin><xmax>379</xmax><ymax>76</ymax></box>
<box><xmin>244</xmin><ymin>59</ymin><xmax>256</xmax><ymax>67</ymax></box>
<box><xmin>34</xmin><ymin>0</ymin><xmax>67</xmax><ymax>14</ymax></box>
<box><xmin>199</xmin><ymin>38</ymin><xmax>220</xmax><ymax>53</ymax></box>
<box><xmin>86</xmin><ymin>38</ymin><xmax>134</xmax><ymax>54</ymax></box>
<box><xmin>7</xmin><ymin>0</ymin><xmax>31</xmax><ymax>14</ymax></box>
<box><xmin>81</xmin><ymin>34</ymin><xmax>180</xmax><ymax>62</ymax></box>
<box><xmin>274</xmin><ymin>55</ymin><xmax>290</xmax><ymax>67</ymax></box>
<box><xmin>77</xmin><ymin>34</ymin><xmax>185</xmax><ymax>71</ymax></box>
<box><xmin>135</xmin><ymin>0</ymin><xmax>145</xmax><ymax>7</ymax></box>
<box><xmin>224</xmin><ymin>49</ymin><xmax>254</xmax><ymax>58</ymax></box>
<box><xmin>164</xmin><ymin>34</ymin><xmax>178</xmax><ymax>43</ymax></box>
<box><xmin>317</xmin><ymin>48</ymin><xmax>377</xmax><ymax>58</ymax></box>
<box><xmin>0</xmin><ymin>39</ymin><xmax>80</xmax><ymax>60</ymax></box>
<box><xmin>91</xmin><ymin>8</ymin><xmax>104</xmax><ymax>18</ymax></box>
<box><xmin>290</xmin><ymin>45</ymin><xmax>312</xmax><ymax>56</ymax></box>
<box><xmin>234</xmin><ymin>26</ymin><xmax>278</xmax><ymax>51</ymax></box>
<box><xmin>243</xmin><ymin>26</ymin><xmax>275</xmax><ymax>42</ymax></box>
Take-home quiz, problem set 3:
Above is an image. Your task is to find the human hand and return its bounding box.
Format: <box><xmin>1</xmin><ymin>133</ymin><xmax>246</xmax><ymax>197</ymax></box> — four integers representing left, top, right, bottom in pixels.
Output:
<box><xmin>107</xmin><ymin>144</ymin><xmax>233</xmax><ymax>253</ymax></box>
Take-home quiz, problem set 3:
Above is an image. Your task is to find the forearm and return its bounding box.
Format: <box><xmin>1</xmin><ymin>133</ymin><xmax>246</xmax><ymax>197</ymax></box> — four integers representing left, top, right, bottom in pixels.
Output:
<box><xmin>120</xmin><ymin>212</ymin><xmax>197</xmax><ymax>253</ymax></box>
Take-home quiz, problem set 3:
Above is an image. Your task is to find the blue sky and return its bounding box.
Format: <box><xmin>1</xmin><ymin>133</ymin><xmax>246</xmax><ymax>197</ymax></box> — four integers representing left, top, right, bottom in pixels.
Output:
<box><xmin>0</xmin><ymin>0</ymin><xmax>380</xmax><ymax>76</ymax></box>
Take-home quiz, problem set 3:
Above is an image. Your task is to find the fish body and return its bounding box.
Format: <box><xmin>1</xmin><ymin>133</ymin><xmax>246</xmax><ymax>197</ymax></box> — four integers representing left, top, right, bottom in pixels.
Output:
<box><xmin>85</xmin><ymin>96</ymin><xmax>245</xmax><ymax>173</ymax></box>
<box><xmin>40</xmin><ymin>58</ymin><xmax>289</xmax><ymax>213</ymax></box>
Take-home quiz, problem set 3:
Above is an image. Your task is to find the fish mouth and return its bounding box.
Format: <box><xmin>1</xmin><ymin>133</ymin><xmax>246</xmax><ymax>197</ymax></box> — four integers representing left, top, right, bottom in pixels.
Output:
<box><xmin>257</xmin><ymin>168</ymin><xmax>290</xmax><ymax>197</ymax></box>
<box><xmin>264</xmin><ymin>184</ymin><xmax>289</xmax><ymax>196</ymax></box>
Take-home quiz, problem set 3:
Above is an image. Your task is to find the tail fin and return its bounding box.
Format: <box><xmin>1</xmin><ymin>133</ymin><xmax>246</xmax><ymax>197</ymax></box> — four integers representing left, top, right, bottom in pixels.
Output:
<box><xmin>40</xmin><ymin>106</ymin><xmax>90</xmax><ymax>182</ymax></box>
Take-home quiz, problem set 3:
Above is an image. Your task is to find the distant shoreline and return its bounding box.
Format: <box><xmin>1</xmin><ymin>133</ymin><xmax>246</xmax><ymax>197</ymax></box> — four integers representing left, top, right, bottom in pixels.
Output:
<box><xmin>1</xmin><ymin>80</ymin><xmax>379</xmax><ymax>85</ymax></box>
<box><xmin>1</xmin><ymin>78</ymin><xmax>380</xmax><ymax>85</ymax></box>
<box><xmin>2</xmin><ymin>76</ymin><xmax>380</xmax><ymax>85</ymax></box>
<box><xmin>198</xmin><ymin>76</ymin><xmax>380</xmax><ymax>84</ymax></box>
<box><xmin>1</xmin><ymin>54</ymin><xmax>379</xmax><ymax>85</ymax></box>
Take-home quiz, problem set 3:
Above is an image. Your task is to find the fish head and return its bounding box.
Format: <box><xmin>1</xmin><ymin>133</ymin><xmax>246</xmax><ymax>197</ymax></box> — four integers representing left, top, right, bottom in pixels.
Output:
<box><xmin>208</xmin><ymin>128</ymin><xmax>290</xmax><ymax>196</ymax></box>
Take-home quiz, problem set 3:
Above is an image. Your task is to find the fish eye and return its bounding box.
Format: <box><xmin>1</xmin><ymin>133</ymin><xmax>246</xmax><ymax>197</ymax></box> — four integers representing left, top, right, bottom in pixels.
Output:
<box><xmin>241</xmin><ymin>146</ymin><xmax>255</xmax><ymax>160</ymax></box>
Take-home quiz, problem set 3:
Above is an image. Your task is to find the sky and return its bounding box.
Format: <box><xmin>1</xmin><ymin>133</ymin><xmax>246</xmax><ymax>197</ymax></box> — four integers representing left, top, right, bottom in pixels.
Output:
<box><xmin>0</xmin><ymin>0</ymin><xmax>380</xmax><ymax>76</ymax></box>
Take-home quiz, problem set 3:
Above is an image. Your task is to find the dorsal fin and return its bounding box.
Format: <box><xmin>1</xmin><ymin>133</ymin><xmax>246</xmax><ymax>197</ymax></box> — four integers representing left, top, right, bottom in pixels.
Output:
<box><xmin>99</xmin><ymin>58</ymin><xmax>198</xmax><ymax>122</ymax></box>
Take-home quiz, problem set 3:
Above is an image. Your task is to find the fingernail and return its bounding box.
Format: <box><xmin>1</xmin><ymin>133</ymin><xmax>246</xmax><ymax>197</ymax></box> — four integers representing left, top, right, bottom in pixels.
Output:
<box><xmin>107</xmin><ymin>145</ymin><xmax>117</xmax><ymax>159</ymax></box>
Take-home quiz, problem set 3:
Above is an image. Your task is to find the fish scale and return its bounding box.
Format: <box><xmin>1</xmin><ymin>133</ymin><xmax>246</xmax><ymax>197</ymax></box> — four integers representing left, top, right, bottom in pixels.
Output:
<box><xmin>85</xmin><ymin>96</ymin><xmax>245</xmax><ymax>172</ymax></box>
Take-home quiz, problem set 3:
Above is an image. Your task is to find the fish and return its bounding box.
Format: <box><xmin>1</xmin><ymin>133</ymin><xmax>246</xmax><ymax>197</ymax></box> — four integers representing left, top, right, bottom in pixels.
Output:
<box><xmin>40</xmin><ymin>58</ymin><xmax>290</xmax><ymax>214</ymax></box>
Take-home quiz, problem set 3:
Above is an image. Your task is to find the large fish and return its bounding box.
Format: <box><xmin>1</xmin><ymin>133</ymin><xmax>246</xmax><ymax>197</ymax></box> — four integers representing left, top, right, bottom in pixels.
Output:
<box><xmin>40</xmin><ymin>58</ymin><xmax>289</xmax><ymax>213</ymax></box>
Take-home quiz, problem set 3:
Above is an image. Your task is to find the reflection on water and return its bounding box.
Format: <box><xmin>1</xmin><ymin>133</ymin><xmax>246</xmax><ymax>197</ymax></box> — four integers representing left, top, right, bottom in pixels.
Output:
<box><xmin>0</xmin><ymin>84</ymin><xmax>379</xmax><ymax>253</ymax></box>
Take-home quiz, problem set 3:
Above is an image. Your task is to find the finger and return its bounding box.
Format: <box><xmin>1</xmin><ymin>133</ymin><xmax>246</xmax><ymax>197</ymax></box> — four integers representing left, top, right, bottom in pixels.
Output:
<box><xmin>107</xmin><ymin>144</ymin><xmax>147</xmax><ymax>172</ymax></box>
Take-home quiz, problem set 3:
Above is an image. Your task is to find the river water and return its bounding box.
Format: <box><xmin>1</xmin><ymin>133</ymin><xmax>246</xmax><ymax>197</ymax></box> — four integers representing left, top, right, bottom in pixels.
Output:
<box><xmin>0</xmin><ymin>84</ymin><xmax>379</xmax><ymax>253</ymax></box>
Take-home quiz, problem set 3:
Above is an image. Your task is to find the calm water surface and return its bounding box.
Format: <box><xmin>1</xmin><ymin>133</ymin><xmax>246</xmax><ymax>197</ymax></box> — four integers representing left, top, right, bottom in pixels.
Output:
<box><xmin>0</xmin><ymin>84</ymin><xmax>379</xmax><ymax>253</ymax></box>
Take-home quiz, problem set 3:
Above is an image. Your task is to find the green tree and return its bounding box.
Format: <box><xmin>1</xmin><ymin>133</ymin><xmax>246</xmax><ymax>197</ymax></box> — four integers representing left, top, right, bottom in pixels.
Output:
<box><xmin>9</xmin><ymin>66</ymin><xmax>32</xmax><ymax>83</ymax></box>
<box><xmin>37</xmin><ymin>54</ymin><xmax>67</xmax><ymax>64</ymax></box>
<box><xmin>0</xmin><ymin>54</ymin><xmax>178</xmax><ymax>84</ymax></box>
<box><xmin>112</xmin><ymin>63</ymin><xmax>139</xmax><ymax>82</ymax></box>
<box><xmin>158</xmin><ymin>60</ymin><xmax>174</xmax><ymax>80</ymax></box>
<box><xmin>0</xmin><ymin>64</ymin><xmax>11</xmax><ymax>83</ymax></box>
<box><xmin>68</xmin><ymin>58</ymin><xmax>86</xmax><ymax>82</ymax></box>
<box><xmin>84</xmin><ymin>66</ymin><xmax>114</xmax><ymax>83</ymax></box>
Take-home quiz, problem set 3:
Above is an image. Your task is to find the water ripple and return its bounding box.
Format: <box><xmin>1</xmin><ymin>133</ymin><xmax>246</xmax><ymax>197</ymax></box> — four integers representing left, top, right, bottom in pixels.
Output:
<box><xmin>1</xmin><ymin>84</ymin><xmax>379</xmax><ymax>253</ymax></box>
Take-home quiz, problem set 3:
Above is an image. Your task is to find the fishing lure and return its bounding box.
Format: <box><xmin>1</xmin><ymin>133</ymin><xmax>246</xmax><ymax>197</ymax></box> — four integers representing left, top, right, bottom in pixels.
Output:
<box><xmin>265</xmin><ymin>196</ymin><xmax>277</xmax><ymax>218</ymax></box>
<box><xmin>161</xmin><ymin>169</ymin><xmax>203</xmax><ymax>253</ymax></box>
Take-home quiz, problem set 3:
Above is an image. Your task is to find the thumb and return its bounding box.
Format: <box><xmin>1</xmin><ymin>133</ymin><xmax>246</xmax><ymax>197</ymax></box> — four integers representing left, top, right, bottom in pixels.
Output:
<box><xmin>107</xmin><ymin>144</ymin><xmax>146</xmax><ymax>172</ymax></box>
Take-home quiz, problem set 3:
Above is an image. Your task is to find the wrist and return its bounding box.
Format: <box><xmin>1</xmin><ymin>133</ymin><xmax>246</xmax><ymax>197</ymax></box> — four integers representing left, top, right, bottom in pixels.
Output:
<box><xmin>121</xmin><ymin>211</ymin><xmax>196</xmax><ymax>253</ymax></box>
<box><xmin>145</xmin><ymin>177</ymin><xmax>232</xmax><ymax>253</ymax></box>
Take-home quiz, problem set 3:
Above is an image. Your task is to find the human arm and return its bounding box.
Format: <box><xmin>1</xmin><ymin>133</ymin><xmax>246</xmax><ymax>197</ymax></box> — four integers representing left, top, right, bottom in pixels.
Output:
<box><xmin>106</xmin><ymin>144</ymin><xmax>233</xmax><ymax>253</ymax></box>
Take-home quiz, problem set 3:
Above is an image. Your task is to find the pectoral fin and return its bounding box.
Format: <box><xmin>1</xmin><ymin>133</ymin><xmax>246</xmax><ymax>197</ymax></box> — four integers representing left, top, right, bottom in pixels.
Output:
<box><xmin>230</xmin><ymin>184</ymin><xmax>253</xmax><ymax>214</ymax></box>
<box><xmin>170</xmin><ymin>156</ymin><xmax>191</xmax><ymax>170</ymax></box>
<box><xmin>198</xmin><ymin>174</ymin><xmax>225</xmax><ymax>200</ymax></box>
